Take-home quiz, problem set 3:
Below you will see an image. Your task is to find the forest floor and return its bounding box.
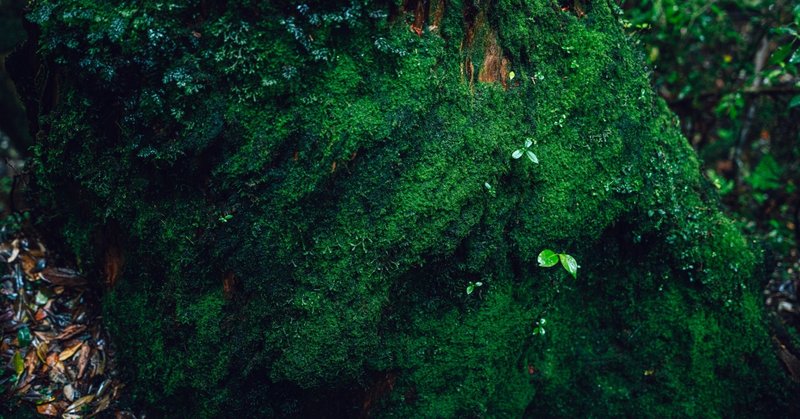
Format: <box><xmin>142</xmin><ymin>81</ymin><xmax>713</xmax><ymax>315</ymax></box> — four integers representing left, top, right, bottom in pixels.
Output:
<box><xmin>0</xmin><ymin>228</ymin><xmax>134</xmax><ymax>417</ymax></box>
<box><xmin>0</xmin><ymin>141</ymin><xmax>135</xmax><ymax>416</ymax></box>
<box><xmin>764</xmin><ymin>238</ymin><xmax>800</xmax><ymax>380</ymax></box>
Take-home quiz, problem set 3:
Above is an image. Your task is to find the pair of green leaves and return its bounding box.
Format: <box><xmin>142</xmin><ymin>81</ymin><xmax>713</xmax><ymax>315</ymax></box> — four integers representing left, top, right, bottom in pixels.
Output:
<box><xmin>532</xmin><ymin>318</ymin><xmax>547</xmax><ymax>336</ymax></box>
<box><xmin>512</xmin><ymin>138</ymin><xmax>539</xmax><ymax>164</ymax></box>
<box><xmin>537</xmin><ymin>249</ymin><xmax>579</xmax><ymax>279</ymax></box>
<box><xmin>466</xmin><ymin>281</ymin><xmax>483</xmax><ymax>295</ymax></box>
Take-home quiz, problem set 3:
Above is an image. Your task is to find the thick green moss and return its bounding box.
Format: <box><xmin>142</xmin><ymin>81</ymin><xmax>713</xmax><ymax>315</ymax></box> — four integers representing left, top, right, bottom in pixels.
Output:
<box><xmin>18</xmin><ymin>0</ymin><xmax>797</xmax><ymax>416</ymax></box>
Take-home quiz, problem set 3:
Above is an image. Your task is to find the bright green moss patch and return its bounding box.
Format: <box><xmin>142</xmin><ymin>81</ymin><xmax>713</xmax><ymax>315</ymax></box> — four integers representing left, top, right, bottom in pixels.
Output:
<box><xmin>17</xmin><ymin>0</ymin><xmax>797</xmax><ymax>417</ymax></box>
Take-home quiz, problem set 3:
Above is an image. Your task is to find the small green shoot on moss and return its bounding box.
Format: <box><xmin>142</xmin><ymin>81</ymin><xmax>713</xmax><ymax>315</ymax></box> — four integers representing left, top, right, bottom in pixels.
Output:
<box><xmin>538</xmin><ymin>249</ymin><xmax>579</xmax><ymax>279</ymax></box>
<box><xmin>532</xmin><ymin>318</ymin><xmax>546</xmax><ymax>336</ymax></box>
<box><xmin>512</xmin><ymin>138</ymin><xmax>539</xmax><ymax>164</ymax></box>
<box><xmin>466</xmin><ymin>281</ymin><xmax>483</xmax><ymax>295</ymax></box>
<box><xmin>706</xmin><ymin>169</ymin><xmax>734</xmax><ymax>196</ymax></box>
<box><xmin>484</xmin><ymin>182</ymin><xmax>496</xmax><ymax>197</ymax></box>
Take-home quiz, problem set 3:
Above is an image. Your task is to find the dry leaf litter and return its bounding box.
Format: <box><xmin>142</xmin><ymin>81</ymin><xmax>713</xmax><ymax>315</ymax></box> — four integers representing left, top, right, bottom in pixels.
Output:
<box><xmin>0</xmin><ymin>232</ymin><xmax>135</xmax><ymax>418</ymax></box>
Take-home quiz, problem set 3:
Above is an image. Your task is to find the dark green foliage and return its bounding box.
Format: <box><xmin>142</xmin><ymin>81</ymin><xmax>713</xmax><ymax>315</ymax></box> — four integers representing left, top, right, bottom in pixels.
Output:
<box><xmin>0</xmin><ymin>0</ymin><xmax>29</xmax><ymax>156</ymax></box>
<box><xmin>622</xmin><ymin>0</ymin><xmax>799</xmax><ymax>105</ymax></box>
<box><xmin>0</xmin><ymin>33</ymin><xmax>22</xmax><ymax>59</ymax></box>
<box><xmin>622</xmin><ymin>1</ymin><xmax>800</xmax><ymax>255</ymax></box>
<box><xmin>0</xmin><ymin>1</ymin><xmax>25</xmax><ymax>52</ymax></box>
<box><xmin>19</xmin><ymin>0</ymin><xmax>797</xmax><ymax>416</ymax></box>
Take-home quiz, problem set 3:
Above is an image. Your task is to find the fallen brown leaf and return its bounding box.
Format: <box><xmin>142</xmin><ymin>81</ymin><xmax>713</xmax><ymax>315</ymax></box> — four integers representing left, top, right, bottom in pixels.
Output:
<box><xmin>36</xmin><ymin>402</ymin><xmax>59</xmax><ymax>416</ymax></box>
<box><xmin>34</xmin><ymin>308</ymin><xmax>47</xmax><ymax>321</ymax></box>
<box><xmin>63</xmin><ymin>383</ymin><xmax>77</xmax><ymax>402</ymax></box>
<box><xmin>8</xmin><ymin>243</ymin><xmax>19</xmax><ymax>263</ymax></box>
<box><xmin>40</xmin><ymin>267</ymin><xmax>86</xmax><ymax>287</ymax></box>
<box><xmin>775</xmin><ymin>337</ymin><xmax>800</xmax><ymax>382</ymax></box>
<box><xmin>66</xmin><ymin>394</ymin><xmax>94</xmax><ymax>413</ymax></box>
<box><xmin>24</xmin><ymin>349</ymin><xmax>38</xmax><ymax>375</ymax></box>
<box><xmin>54</xmin><ymin>325</ymin><xmax>86</xmax><ymax>341</ymax></box>
<box><xmin>45</xmin><ymin>352</ymin><xmax>59</xmax><ymax>367</ymax></box>
<box><xmin>34</xmin><ymin>331</ymin><xmax>55</xmax><ymax>343</ymax></box>
<box><xmin>35</xmin><ymin>341</ymin><xmax>48</xmax><ymax>363</ymax></box>
<box><xmin>77</xmin><ymin>344</ymin><xmax>91</xmax><ymax>379</ymax></box>
<box><xmin>21</xmin><ymin>254</ymin><xmax>42</xmax><ymax>277</ymax></box>
<box><xmin>91</xmin><ymin>394</ymin><xmax>111</xmax><ymax>416</ymax></box>
<box><xmin>15</xmin><ymin>373</ymin><xmax>33</xmax><ymax>393</ymax></box>
<box><xmin>59</xmin><ymin>342</ymin><xmax>83</xmax><ymax>361</ymax></box>
<box><xmin>96</xmin><ymin>379</ymin><xmax>111</xmax><ymax>397</ymax></box>
<box><xmin>48</xmin><ymin>361</ymin><xmax>68</xmax><ymax>384</ymax></box>
<box><xmin>112</xmin><ymin>382</ymin><xmax>123</xmax><ymax>399</ymax></box>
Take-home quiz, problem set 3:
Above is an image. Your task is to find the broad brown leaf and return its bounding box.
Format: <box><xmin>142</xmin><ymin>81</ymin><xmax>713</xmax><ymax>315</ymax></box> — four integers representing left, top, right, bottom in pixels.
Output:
<box><xmin>59</xmin><ymin>342</ymin><xmax>83</xmax><ymax>361</ymax></box>
<box><xmin>77</xmin><ymin>344</ymin><xmax>91</xmax><ymax>379</ymax></box>
<box><xmin>54</xmin><ymin>325</ymin><xmax>86</xmax><ymax>341</ymax></box>
<box><xmin>40</xmin><ymin>267</ymin><xmax>86</xmax><ymax>287</ymax></box>
<box><xmin>36</xmin><ymin>402</ymin><xmax>59</xmax><ymax>416</ymax></box>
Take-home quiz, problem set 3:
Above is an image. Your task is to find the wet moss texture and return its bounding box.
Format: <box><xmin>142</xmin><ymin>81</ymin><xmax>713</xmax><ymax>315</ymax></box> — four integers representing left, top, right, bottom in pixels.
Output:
<box><xmin>16</xmin><ymin>0</ymin><xmax>798</xmax><ymax>417</ymax></box>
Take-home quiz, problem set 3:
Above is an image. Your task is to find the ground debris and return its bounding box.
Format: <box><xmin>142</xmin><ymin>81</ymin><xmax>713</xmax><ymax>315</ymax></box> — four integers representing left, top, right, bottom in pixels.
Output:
<box><xmin>765</xmin><ymin>256</ymin><xmax>800</xmax><ymax>381</ymax></box>
<box><xmin>0</xmin><ymin>234</ymin><xmax>134</xmax><ymax>418</ymax></box>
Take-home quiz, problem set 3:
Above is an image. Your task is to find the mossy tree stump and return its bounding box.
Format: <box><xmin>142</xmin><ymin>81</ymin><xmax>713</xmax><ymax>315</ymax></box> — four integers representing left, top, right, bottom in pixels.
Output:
<box><xmin>12</xmin><ymin>0</ymin><xmax>797</xmax><ymax>416</ymax></box>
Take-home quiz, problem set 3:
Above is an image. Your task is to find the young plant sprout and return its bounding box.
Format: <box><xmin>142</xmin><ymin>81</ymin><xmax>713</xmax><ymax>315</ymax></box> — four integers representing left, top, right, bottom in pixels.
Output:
<box><xmin>466</xmin><ymin>281</ymin><xmax>483</xmax><ymax>295</ymax></box>
<box><xmin>537</xmin><ymin>249</ymin><xmax>579</xmax><ymax>279</ymax></box>
<box><xmin>532</xmin><ymin>318</ymin><xmax>547</xmax><ymax>335</ymax></box>
<box><xmin>512</xmin><ymin>138</ymin><xmax>539</xmax><ymax>164</ymax></box>
<box><xmin>484</xmin><ymin>182</ymin><xmax>496</xmax><ymax>197</ymax></box>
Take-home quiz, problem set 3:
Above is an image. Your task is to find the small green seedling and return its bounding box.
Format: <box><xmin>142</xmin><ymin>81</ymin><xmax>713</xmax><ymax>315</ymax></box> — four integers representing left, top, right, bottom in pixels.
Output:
<box><xmin>532</xmin><ymin>318</ymin><xmax>547</xmax><ymax>335</ymax></box>
<box><xmin>466</xmin><ymin>281</ymin><xmax>483</xmax><ymax>295</ymax></box>
<box><xmin>218</xmin><ymin>214</ymin><xmax>234</xmax><ymax>223</ymax></box>
<box><xmin>512</xmin><ymin>138</ymin><xmax>539</xmax><ymax>164</ymax></box>
<box><xmin>537</xmin><ymin>249</ymin><xmax>579</xmax><ymax>279</ymax></box>
<box><xmin>484</xmin><ymin>182</ymin><xmax>496</xmax><ymax>197</ymax></box>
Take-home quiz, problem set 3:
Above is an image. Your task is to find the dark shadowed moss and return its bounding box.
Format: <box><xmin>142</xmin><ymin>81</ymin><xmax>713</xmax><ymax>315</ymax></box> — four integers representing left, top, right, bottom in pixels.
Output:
<box><xmin>15</xmin><ymin>0</ymin><xmax>798</xmax><ymax>417</ymax></box>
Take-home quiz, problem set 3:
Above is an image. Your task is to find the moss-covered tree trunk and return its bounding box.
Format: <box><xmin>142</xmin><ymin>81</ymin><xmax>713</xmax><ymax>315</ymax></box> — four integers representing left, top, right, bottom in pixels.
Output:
<box><xmin>11</xmin><ymin>0</ymin><xmax>798</xmax><ymax>416</ymax></box>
